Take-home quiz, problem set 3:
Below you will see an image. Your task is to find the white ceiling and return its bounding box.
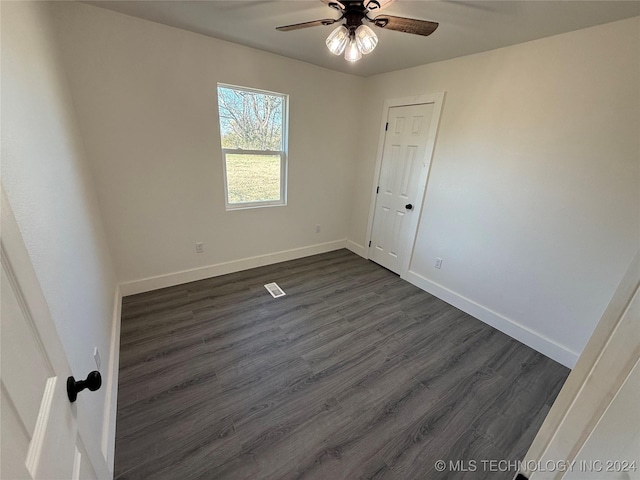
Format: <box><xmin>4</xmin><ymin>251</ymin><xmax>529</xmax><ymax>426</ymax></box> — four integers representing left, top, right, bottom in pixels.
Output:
<box><xmin>85</xmin><ymin>1</ymin><xmax>640</xmax><ymax>77</ymax></box>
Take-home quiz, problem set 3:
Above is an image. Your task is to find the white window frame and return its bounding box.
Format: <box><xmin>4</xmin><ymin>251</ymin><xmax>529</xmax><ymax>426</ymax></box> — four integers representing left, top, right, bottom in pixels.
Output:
<box><xmin>217</xmin><ymin>83</ymin><xmax>289</xmax><ymax>210</ymax></box>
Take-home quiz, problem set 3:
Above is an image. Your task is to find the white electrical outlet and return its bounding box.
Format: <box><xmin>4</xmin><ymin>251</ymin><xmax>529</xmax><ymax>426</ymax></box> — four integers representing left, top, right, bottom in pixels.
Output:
<box><xmin>435</xmin><ymin>257</ymin><xmax>443</xmax><ymax>269</ymax></box>
<box><xmin>315</xmin><ymin>224</ymin><xmax>321</xmax><ymax>234</ymax></box>
<box><xmin>93</xmin><ymin>347</ymin><xmax>101</xmax><ymax>371</ymax></box>
<box><xmin>195</xmin><ymin>242</ymin><xmax>204</xmax><ymax>254</ymax></box>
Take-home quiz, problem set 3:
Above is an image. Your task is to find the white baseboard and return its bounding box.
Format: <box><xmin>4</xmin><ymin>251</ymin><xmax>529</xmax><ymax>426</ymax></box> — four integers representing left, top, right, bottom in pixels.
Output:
<box><xmin>403</xmin><ymin>270</ymin><xmax>579</xmax><ymax>368</ymax></box>
<box><xmin>101</xmin><ymin>285</ymin><xmax>122</xmax><ymax>474</ymax></box>
<box><xmin>120</xmin><ymin>239</ymin><xmax>348</xmax><ymax>296</ymax></box>
<box><xmin>346</xmin><ymin>239</ymin><xmax>367</xmax><ymax>258</ymax></box>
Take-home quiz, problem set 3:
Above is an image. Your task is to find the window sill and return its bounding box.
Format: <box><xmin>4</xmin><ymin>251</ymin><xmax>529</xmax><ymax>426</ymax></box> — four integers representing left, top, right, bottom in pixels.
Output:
<box><xmin>225</xmin><ymin>202</ymin><xmax>288</xmax><ymax>211</ymax></box>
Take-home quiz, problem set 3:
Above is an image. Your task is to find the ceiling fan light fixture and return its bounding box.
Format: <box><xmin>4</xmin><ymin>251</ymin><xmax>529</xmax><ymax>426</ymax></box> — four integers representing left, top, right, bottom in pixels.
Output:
<box><xmin>277</xmin><ymin>0</ymin><xmax>440</xmax><ymax>64</ymax></box>
<box><xmin>355</xmin><ymin>24</ymin><xmax>378</xmax><ymax>55</ymax></box>
<box><xmin>344</xmin><ymin>36</ymin><xmax>362</xmax><ymax>62</ymax></box>
<box><xmin>325</xmin><ymin>25</ymin><xmax>349</xmax><ymax>55</ymax></box>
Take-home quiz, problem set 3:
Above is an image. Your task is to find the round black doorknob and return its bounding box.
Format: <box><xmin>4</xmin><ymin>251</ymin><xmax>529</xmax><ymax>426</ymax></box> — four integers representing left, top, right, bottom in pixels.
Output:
<box><xmin>405</xmin><ymin>204</ymin><xmax>413</xmax><ymax>210</ymax></box>
<box><xmin>67</xmin><ymin>371</ymin><xmax>102</xmax><ymax>403</ymax></box>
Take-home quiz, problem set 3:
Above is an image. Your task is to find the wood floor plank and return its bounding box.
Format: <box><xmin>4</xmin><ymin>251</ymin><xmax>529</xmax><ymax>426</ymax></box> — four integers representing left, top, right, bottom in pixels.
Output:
<box><xmin>301</xmin><ymin>322</ymin><xmax>386</xmax><ymax>374</ymax></box>
<box><xmin>421</xmin><ymin>428</ymin><xmax>509</xmax><ymax>480</ymax></box>
<box><xmin>335</xmin><ymin>354</ymin><xmax>435</xmax><ymax>420</ymax></box>
<box><xmin>241</xmin><ymin>398</ymin><xmax>351</xmax><ymax>480</ymax></box>
<box><xmin>114</xmin><ymin>249</ymin><xmax>570</xmax><ymax>479</ymax></box>
<box><xmin>297</xmin><ymin>379</ymin><xmax>437</xmax><ymax>480</ymax></box>
<box><xmin>380</xmin><ymin>370</ymin><xmax>504</xmax><ymax>478</ymax></box>
<box><xmin>214</xmin><ymin>359</ymin><xmax>315</xmax><ymax>424</ymax></box>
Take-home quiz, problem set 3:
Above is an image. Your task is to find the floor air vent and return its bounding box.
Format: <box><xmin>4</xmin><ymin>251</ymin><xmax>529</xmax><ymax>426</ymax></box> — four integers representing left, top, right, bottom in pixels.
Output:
<box><xmin>264</xmin><ymin>282</ymin><xmax>286</xmax><ymax>298</ymax></box>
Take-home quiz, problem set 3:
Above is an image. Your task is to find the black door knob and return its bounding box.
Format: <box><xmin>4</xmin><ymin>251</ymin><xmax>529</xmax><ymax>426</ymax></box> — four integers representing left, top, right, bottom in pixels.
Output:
<box><xmin>405</xmin><ymin>204</ymin><xmax>413</xmax><ymax>210</ymax></box>
<box><xmin>67</xmin><ymin>371</ymin><xmax>102</xmax><ymax>403</ymax></box>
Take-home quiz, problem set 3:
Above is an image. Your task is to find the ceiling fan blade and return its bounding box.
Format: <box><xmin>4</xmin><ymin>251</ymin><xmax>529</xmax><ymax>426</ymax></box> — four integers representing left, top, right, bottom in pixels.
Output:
<box><xmin>364</xmin><ymin>0</ymin><xmax>395</xmax><ymax>12</ymax></box>
<box><xmin>371</xmin><ymin>15</ymin><xmax>439</xmax><ymax>36</ymax></box>
<box><xmin>276</xmin><ymin>18</ymin><xmax>338</xmax><ymax>32</ymax></box>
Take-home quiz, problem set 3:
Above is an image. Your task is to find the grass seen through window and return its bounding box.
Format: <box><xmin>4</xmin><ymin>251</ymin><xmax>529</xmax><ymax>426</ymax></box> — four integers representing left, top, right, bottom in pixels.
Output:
<box><xmin>225</xmin><ymin>154</ymin><xmax>281</xmax><ymax>204</ymax></box>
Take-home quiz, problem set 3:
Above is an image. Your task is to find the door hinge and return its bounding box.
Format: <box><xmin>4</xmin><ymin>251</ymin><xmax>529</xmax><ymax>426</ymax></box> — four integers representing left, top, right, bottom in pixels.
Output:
<box><xmin>376</xmin><ymin>186</ymin><xmax>379</xmax><ymax>194</ymax></box>
<box><xmin>369</xmin><ymin>240</ymin><xmax>372</xmax><ymax>247</ymax></box>
<box><xmin>385</xmin><ymin>122</ymin><xmax>389</xmax><ymax>131</ymax></box>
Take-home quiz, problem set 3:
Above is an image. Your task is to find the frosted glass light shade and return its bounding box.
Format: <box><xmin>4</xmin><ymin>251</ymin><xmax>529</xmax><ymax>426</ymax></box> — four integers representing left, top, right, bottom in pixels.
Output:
<box><xmin>344</xmin><ymin>38</ymin><xmax>362</xmax><ymax>62</ymax></box>
<box><xmin>325</xmin><ymin>26</ymin><xmax>349</xmax><ymax>55</ymax></box>
<box><xmin>355</xmin><ymin>24</ymin><xmax>378</xmax><ymax>55</ymax></box>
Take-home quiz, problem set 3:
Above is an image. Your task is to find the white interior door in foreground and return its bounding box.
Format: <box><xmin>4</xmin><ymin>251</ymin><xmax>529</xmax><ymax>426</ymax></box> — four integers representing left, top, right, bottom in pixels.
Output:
<box><xmin>370</xmin><ymin>103</ymin><xmax>434</xmax><ymax>274</ymax></box>
<box><xmin>0</xmin><ymin>192</ymin><xmax>105</xmax><ymax>480</ymax></box>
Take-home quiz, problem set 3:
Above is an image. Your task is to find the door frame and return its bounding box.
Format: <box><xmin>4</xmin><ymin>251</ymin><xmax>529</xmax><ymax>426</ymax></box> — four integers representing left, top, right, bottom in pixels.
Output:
<box><xmin>518</xmin><ymin>251</ymin><xmax>640</xmax><ymax>480</ymax></box>
<box><xmin>364</xmin><ymin>93</ymin><xmax>445</xmax><ymax>277</ymax></box>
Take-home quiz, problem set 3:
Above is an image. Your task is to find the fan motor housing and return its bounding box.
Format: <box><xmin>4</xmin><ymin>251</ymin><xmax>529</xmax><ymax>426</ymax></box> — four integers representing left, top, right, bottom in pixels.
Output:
<box><xmin>340</xmin><ymin>1</ymin><xmax>369</xmax><ymax>29</ymax></box>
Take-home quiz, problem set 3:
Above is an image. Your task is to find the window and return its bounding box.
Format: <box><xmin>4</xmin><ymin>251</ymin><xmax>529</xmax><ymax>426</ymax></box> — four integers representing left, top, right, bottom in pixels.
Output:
<box><xmin>217</xmin><ymin>84</ymin><xmax>288</xmax><ymax>209</ymax></box>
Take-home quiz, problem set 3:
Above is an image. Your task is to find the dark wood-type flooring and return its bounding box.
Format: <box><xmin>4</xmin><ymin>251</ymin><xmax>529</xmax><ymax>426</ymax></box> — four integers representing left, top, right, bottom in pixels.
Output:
<box><xmin>115</xmin><ymin>249</ymin><xmax>569</xmax><ymax>479</ymax></box>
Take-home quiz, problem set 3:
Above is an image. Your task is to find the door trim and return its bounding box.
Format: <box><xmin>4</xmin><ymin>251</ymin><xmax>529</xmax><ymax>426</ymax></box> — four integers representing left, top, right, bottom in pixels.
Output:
<box><xmin>364</xmin><ymin>93</ymin><xmax>445</xmax><ymax>277</ymax></box>
<box><xmin>101</xmin><ymin>285</ymin><xmax>122</xmax><ymax>471</ymax></box>
<box><xmin>520</xmin><ymin>251</ymin><xmax>640</xmax><ymax>479</ymax></box>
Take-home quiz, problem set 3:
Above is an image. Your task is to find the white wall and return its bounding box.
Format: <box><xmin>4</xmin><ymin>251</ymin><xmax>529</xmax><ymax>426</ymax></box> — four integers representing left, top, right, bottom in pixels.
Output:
<box><xmin>1</xmin><ymin>0</ymin><xmax>119</xmax><ymax>470</ymax></box>
<box><xmin>348</xmin><ymin>17</ymin><xmax>640</xmax><ymax>366</ymax></box>
<box><xmin>49</xmin><ymin>2</ymin><xmax>364</xmax><ymax>290</ymax></box>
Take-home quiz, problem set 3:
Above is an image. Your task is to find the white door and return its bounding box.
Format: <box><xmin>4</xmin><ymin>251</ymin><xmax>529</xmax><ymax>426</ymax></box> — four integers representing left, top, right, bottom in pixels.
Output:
<box><xmin>369</xmin><ymin>103</ymin><xmax>434</xmax><ymax>273</ymax></box>
<box><xmin>0</xmin><ymin>192</ymin><xmax>105</xmax><ymax>480</ymax></box>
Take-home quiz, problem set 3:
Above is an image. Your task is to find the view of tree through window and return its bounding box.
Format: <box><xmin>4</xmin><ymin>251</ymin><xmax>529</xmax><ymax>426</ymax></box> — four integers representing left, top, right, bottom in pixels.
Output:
<box><xmin>217</xmin><ymin>85</ymin><xmax>287</xmax><ymax>208</ymax></box>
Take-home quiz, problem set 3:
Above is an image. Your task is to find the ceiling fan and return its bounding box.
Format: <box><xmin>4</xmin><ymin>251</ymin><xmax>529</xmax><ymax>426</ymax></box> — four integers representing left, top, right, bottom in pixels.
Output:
<box><xmin>276</xmin><ymin>0</ymin><xmax>439</xmax><ymax>62</ymax></box>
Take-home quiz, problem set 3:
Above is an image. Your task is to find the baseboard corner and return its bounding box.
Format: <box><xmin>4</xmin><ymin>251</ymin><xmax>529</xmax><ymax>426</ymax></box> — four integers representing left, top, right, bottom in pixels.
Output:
<box><xmin>346</xmin><ymin>239</ymin><xmax>367</xmax><ymax>258</ymax></box>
